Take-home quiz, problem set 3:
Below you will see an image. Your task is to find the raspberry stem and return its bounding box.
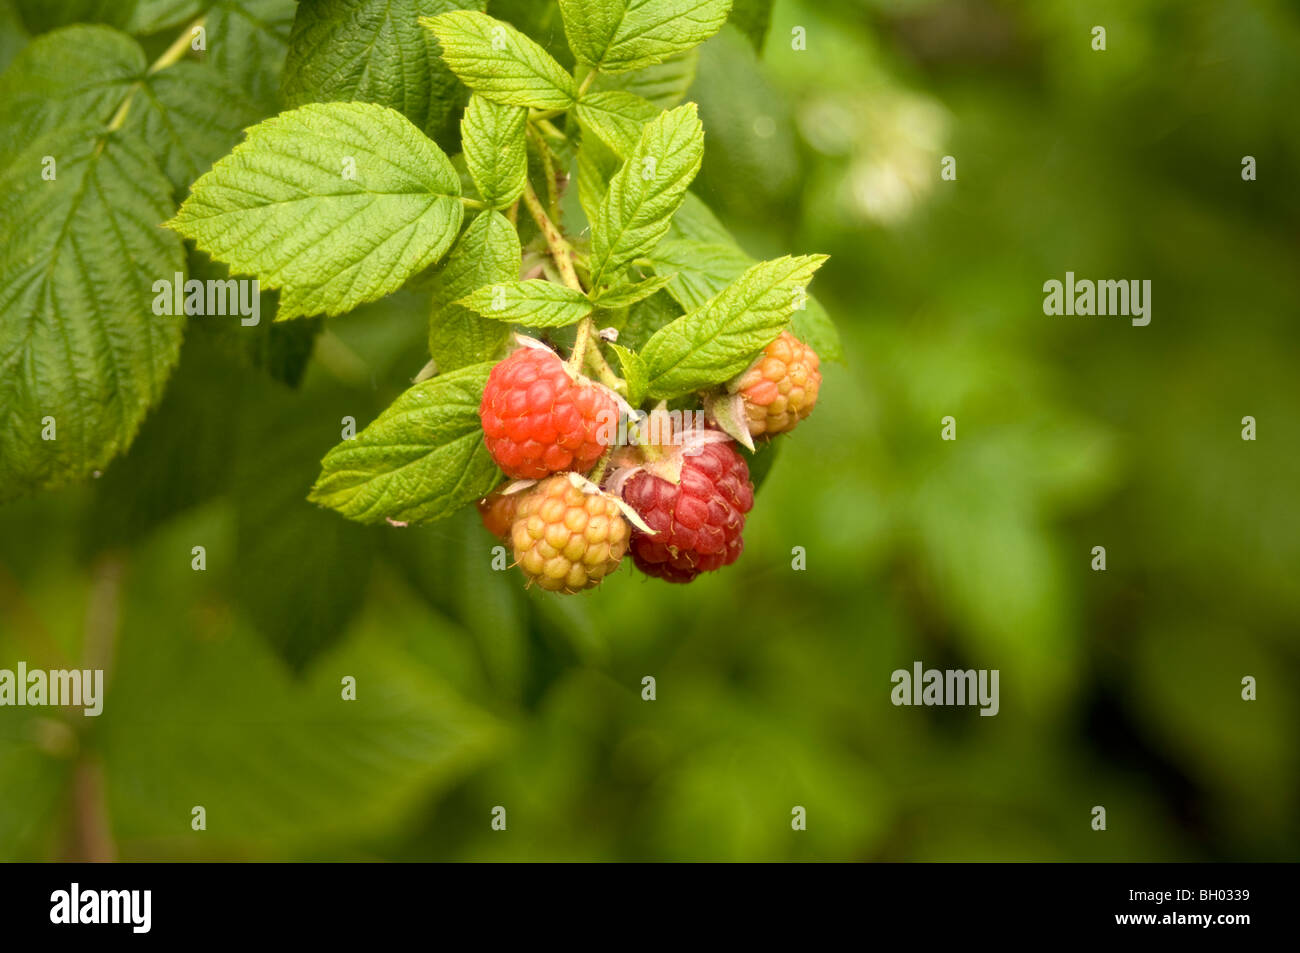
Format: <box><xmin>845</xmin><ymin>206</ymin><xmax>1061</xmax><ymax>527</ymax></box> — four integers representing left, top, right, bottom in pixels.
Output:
<box><xmin>584</xmin><ymin>340</ymin><xmax>626</xmax><ymax>395</ymax></box>
<box><xmin>568</xmin><ymin>316</ymin><xmax>595</xmax><ymax>372</ymax></box>
<box><xmin>522</xmin><ymin>179</ymin><xmax>582</xmax><ymax>293</ymax></box>
<box><xmin>527</xmin><ymin>125</ymin><xmax>562</xmax><ymax>222</ymax></box>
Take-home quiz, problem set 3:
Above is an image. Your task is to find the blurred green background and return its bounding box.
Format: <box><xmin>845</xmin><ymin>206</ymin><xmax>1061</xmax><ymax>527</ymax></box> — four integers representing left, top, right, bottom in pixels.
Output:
<box><xmin>2</xmin><ymin>0</ymin><xmax>1298</xmax><ymax>861</ymax></box>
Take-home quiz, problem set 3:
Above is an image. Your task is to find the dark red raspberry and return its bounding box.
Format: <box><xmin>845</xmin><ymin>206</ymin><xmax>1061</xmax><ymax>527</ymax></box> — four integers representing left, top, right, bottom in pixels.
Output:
<box><xmin>622</xmin><ymin>441</ymin><xmax>754</xmax><ymax>583</ymax></box>
<box><xmin>479</xmin><ymin>346</ymin><xmax>618</xmax><ymax>480</ymax></box>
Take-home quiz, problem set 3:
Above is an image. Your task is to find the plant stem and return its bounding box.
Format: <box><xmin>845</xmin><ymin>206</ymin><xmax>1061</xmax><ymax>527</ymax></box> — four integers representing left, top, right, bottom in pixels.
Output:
<box><xmin>584</xmin><ymin>338</ymin><xmax>626</xmax><ymax>395</ymax></box>
<box><xmin>568</xmin><ymin>316</ymin><xmax>595</xmax><ymax>373</ymax></box>
<box><xmin>522</xmin><ymin>178</ymin><xmax>582</xmax><ymax>293</ymax></box>
<box><xmin>577</xmin><ymin>69</ymin><xmax>599</xmax><ymax>98</ymax></box>
<box><xmin>527</xmin><ymin>125</ymin><xmax>561</xmax><ymax>222</ymax></box>
<box><xmin>107</xmin><ymin>15</ymin><xmax>206</xmax><ymax>133</ymax></box>
<box><xmin>589</xmin><ymin>445</ymin><xmax>614</xmax><ymax>485</ymax></box>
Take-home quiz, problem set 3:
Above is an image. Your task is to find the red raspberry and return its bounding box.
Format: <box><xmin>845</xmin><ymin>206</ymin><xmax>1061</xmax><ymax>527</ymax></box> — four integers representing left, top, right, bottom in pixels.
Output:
<box><xmin>511</xmin><ymin>475</ymin><xmax>630</xmax><ymax>592</ymax></box>
<box><xmin>622</xmin><ymin>441</ymin><xmax>754</xmax><ymax>583</ymax></box>
<box><xmin>480</xmin><ymin>347</ymin><xmax>618</xmax><ymax>480</ymax></box>
<box><xmin>476</xmin><ymin>484</ymin><xmax>520</xmax><ymax>539</ymax></box>
<box><xmin>734</xmin><ymin>331</ymin><xmax>821</xmax><ymax>437</ymax></box>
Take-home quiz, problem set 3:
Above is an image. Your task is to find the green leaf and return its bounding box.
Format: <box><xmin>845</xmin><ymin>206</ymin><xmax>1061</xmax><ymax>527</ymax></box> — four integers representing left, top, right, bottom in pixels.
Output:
<box><xmin>576</xmin><ymin>131</ymin><xmax>621</xmax><ymax>227</ymax></box>
<box><xmin>0</xmin><ymin>27</ymin><xmax>260</xmax><ymax>190</ymax></box>
<box><xmin>456</xmin><ymin>279</ymin><xmax>592</xmax><ymax>327</ymax></box>
<box><xmin>589</xmin><ymin>102</ymin><xmax>703</xmax><ymax>289</ymax></box>
<box><xmin>281</xmin><ymin>0</ymin><xmax>484</xmax><ymax>145</ymax></box>
<box><xmin>559</xmin><ymin>0</ymin><xmax>731</xmax><ymax>74</ymax></box>
<box><xmin>591</xmin><ymin>47</ymin><xmax>698</xmax><ymax>108</ymax></box>
<box><xmin>207</xmin><ymin>0</ymin><xmax>296</xmax><ymax>109</ymax></box>
<box><xmin>429</xmin><ymin>210</ymin><xmax>519</xmax><ymax>371</ymax></box>
<box><xmin>309</xmin><ymin>363</ymin><xmax>500</xmax><ymax>524</ymax></box>
<box><xmin>608</xmin><ymin>342</ymin><xmax>648</xmax><ymax>404</ymax></box>
<box><xmin>133</xmin><ymin>62</ymin><xmax>264</xmax><ymax>190</ymax></box>
<box><xmin>422</xmin><ymin>10</ymin><xmax>577</xmax><ymax>110</ymax></box>
<box><xmin>0</xmin><ymin>125</ymin><xmax>185</xmax><ymax>501</ymax></box>
<box><xmin>640</xmin><ymin>254</ymin><xmax>827</xmax><ymax>398</ymax></box>
<box><xmin>573</xmin><ymin>89</ymin><xmax>658</xmax><ymax>158</ymax></box>
<box><xmin>485</xmin><ymin>0</ymin><xmax>575</xmax><ymax>70</ymax></box>
<box><xmin>649</xmin><ymin>238</ymin><xmax>752</xmax><ymax>309</ymax></box>
<box><xmin>651</xmin><ymin>236</ymin><xmax>843</xmax><ymax>361</ymax></box>
<box><xmin>127</xmin><ymin>0</ymin><xmax>202</xmax><ymax>34</ymax></box>
<box><xmin>167</xmin><ymin>102</ymin><xmax>464</xmax><ymax>320</ymax></box>
<box><xmin>0</xmin><ymin>25</ymin><xmax>142</xmax><ymax>166</ymax></box>
<box><xmin>618</xmin><ymin>287</ymin><xmax>682</xmax><ymax>351</ymax></box>
<box><xmin>461</xmin><ymin>94</ymin><xmax>528</xmax><ymax>208</ymax></box>
<box><xmin>590</xmin><ymin>272</ymin><xmax>674</xmax><ymax>308</ymax></box>
<box><xmin>727</xmin><ymin>0</ymin><xmax>773</xmax><ymax>51</ymax></box>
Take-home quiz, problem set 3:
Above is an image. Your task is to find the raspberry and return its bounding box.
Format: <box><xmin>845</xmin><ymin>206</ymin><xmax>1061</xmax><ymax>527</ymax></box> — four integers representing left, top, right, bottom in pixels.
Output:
<box><xmin>622</xmin><ymin>441</ymin><xmax>754</xmax><ymax>583</ymax></box>
<box><xmin>511</xmin><ymin>475</ymin><xmax>630</xmax><ymax>592</ymax></box>
<box><xmin>479</xmin><ymin>346</ymin><xmax>618</xmax><ymax>480</ymax></box>
<box><xmin>734</xmin><ymin>331</ymin><xmax>821</xmax><ymax>437</ymax></box>
<box><xmin>476</xmin><ymin>485</ymin><xmax>520</xmax><ymax>539</ymax></box>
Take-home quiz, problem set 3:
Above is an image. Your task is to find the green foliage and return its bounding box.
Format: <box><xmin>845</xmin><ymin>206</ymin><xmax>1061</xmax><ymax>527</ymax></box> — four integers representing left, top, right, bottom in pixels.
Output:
<box><xmin>168</xmin><ymin>102</ymin><xmax>464</xmax><ymax>319</ymax></box>
<box><xmin>460</xmin><ymin>94</ymin><xmax>528</xmax><ymax>208</ymax></box>
<box><xmin>558</xmin><ymin>0</ymin><xmax>731</xmax><ymax>74</ymax></box>
<box><xmin>640</xmin><ymin>254</ymin><xmax>825</xmax><ymax>397</ymax></box>
<box><xmin>589</xmin><ymin>103</ymin><xmax>704</xmax><ymax>289</ymax></box>
<box><xmin>428</xmin><ymin>210</ymin><xmax>519</xmax><ymax>371</ymax></box>
<box><xmin>456</xmin><ymin>280</ymin><xmax>593</xmax><ymax>327</ymax></box>
<box><xmin>282</xmin><ymin>0</ymin><xmax>484</xmax><ymax>144</ymax></box>
<box><xmin>308</xmin><ymin>363</ymin><xmax>500</xmax><ymax>525</ymax></box>
<box><xmin>421</xmin><ymin>9</ymin><xmax>578</xmax><ymax>110</ymax></box>
<box><xmin>0</xmin><ymin>126</ymin><xmax>183</xmax><ymax>501</ymax></box>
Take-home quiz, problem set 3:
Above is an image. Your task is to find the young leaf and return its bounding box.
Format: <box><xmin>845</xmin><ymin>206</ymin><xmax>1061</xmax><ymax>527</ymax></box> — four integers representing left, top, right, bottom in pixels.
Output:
<box><xmin>421</xmin><ymin>10</ymin><xmax>577</xmax><ymax>110</ymax></box>
<box><xmin>461</xmin><ymin>94</ymin><xmax>528</xmax><ymax>209</ymax></box>
<box><xmin>589</xmin><ymin>103</ymin><xmax>704</xmax><ymax>290</ymax></box>
<box><xmin>573</xmin><ymin>90</ymin><xmax>658</xmax><ymax>158</ymax></box>
<box><xmin>650</xmin><ymin>237</ymin><xmax>842</xmax><ymax>360</ymax></box>
<box><xmin>608</xmin><ymin>342</ymin><xmax>648</xmax><ymax>405</ymax></box>
<box><xmin>640</xmin><ymin>254</ymin><xmax>827</xmax><ymax>398</ymax></box>
<box><xmin>429</xmin><ymin>210</ymin><xmax>520</xmax><ymax>371</ymax></box>
<box><xmin>0</xmin><ymin>126</ymin><xmax>185</xmax><ymax>502</ymax></box>
<box><xmin>455</xmin><ymin>280</ymin><xmax>592</xmax><ymax>328</ymax></box>
<box><xmin>591</xmin><ymin>47</ymin><xmax>699</xmax><ymax>108</ymax></box>
<box><xmin>559</xmin><ymin>0</ymin><xmax>732</xmax><ymax>74</ymax></box>
<box><xmin>649</xmin><ymin>238</ymin><xmax>752</xmax><ymax>309</ymax></box>
<box><xmin>589</xmin><ymin>273</ymin><xmax>674</xmax><ymax>309</ymax></box>
<box><xmin>167</xmin><ymin>102</ymin><xmax>464</xmax><ymax>320</ymax></box>
<box><xmin>282</xmin><ymin>0</ymin><xmax>483</xmax><ymax>144</ymax></box>
<box><xmin>309</xmin><ymin>363</ymin><xmax>500</xmax><ymax>524</ymax></box>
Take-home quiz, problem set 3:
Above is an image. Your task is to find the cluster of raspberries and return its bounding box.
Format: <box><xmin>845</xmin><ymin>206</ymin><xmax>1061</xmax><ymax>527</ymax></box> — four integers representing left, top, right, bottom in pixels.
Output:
<box><xmin>477</xmin><ymin>332</ymin><xmax>822</xmax><ymax>593</ymax></box>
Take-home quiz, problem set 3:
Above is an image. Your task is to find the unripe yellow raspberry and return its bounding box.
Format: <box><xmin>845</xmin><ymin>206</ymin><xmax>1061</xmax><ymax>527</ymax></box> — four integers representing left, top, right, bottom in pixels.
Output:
<box><xmin>734</xmin><ymin>331</ymin><xmax>822</xmax><ymax>437</ymax></box>
<box><xmin>510</xmin><ymin>475</ymin><xmax>630</xmax><ymax>593</ymax></box>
